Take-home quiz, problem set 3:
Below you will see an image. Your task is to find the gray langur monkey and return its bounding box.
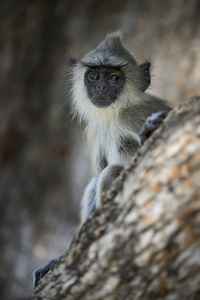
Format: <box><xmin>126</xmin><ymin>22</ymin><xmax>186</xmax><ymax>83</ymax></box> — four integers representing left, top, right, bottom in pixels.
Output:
<box><xmin>33</xmin><ymin>32</ymin><xmax>171</xmax><ymax>287</ymax></box>
<box><xmin>70</xmin><ymin>32</ymin><xmax>171</xmax><ymax>223</ymax></box>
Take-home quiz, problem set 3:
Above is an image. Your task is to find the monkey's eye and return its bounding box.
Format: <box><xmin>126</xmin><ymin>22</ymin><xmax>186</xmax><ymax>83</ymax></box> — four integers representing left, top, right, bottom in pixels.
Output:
<box><xmin>88</xmin><ymin>73</ymin><xmax>99</xmax><ymax>81</ymax></box>
<box><xmin>109</xmin><ymin>73</ymin><xmax>121</xmax><ymax>82</ymax></box>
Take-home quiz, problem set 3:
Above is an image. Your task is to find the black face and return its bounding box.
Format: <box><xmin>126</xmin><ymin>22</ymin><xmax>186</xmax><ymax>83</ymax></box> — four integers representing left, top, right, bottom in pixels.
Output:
<box><xmin>84</xmin><ymin>67</ymin><xmax>125</xmax><ymax>108</ymax></box>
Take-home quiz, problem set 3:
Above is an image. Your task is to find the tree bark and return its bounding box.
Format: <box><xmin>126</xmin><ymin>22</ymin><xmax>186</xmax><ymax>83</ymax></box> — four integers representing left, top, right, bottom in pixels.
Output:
<box><xmin>31</xmin><ymin>96</ymin><xmax>200</xmax><ymax>300</ymax></box>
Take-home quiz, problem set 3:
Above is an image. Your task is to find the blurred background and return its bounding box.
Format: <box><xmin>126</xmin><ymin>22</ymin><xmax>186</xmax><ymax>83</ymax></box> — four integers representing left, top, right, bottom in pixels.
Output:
<box><xmin>0</xmin><ymin>0</ymin><xmax>200</xmax><ymax>299</ymax></box>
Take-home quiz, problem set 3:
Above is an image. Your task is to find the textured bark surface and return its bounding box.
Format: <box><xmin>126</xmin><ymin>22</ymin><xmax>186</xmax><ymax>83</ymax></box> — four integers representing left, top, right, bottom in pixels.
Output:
<box><xmin>31</xmin><ymin>96</ymin><xmax>200</xmax><ymax>300</ymax></box>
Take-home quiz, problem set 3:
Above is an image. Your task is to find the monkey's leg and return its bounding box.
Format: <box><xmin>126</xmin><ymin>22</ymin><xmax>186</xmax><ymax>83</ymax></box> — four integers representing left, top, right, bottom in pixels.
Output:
<box><xmin>96</xmin><ymin>164</ymin><xmax>123</xmax><ymax>208</ymax></box>
<box><xmin>33</xmin><ymin>180</ymin><xmax>97</xmax><ymax>287</ymax></box>
<box><xmin>33</xmin><ymin>256</ymin><xmax>62</xmax><ymax>287</ymax></box>
<box><xmin>139</xmin><ymin>111</ymin><xmax>169</xmax><ymax>144</ymax></box>
<box><xmin>80</xmin><ymin>177</ymin><xmax>97</xmax><ymax>224</ymax></box>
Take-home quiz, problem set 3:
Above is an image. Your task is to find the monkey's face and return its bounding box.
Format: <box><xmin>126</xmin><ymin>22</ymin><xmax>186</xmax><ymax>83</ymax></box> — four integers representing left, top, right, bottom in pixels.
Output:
<box><xmin>84</xmin><ymin>67</ymin><xmax>125</xmax><ymax>108</ymax></box>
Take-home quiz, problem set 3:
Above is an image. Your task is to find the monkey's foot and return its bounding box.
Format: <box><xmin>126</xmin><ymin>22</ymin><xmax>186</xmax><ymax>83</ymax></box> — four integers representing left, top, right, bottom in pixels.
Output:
<box><xmin>33</xmin><ymin>257</ymin><xmax>60</xmax><ymax>288</ymax></box>
<box><xmin>139</xmin><ymin>111</ymin><xmax>168</xmax><ymax>144</ymax></box>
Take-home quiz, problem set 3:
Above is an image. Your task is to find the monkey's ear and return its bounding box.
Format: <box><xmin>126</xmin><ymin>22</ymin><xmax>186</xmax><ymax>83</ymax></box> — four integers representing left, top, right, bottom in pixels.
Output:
<box><xmin>68</xmin><ymin>57</ymin><xmax>78</xmax><ymax>66</ymax></box>
<box><xmin>139</xmin><ymin>62</ymin><xmax>151</xmax><ymax>91</ymax></box>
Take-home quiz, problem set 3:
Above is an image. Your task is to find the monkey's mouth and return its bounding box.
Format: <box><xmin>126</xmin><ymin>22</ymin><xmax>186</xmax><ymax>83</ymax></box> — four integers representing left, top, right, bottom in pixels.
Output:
<box><xmin>91</xmin><ymin>97</ymin><xmax>115</xmax><ymax>108</ymax></box>
<box><xmin>91</xmin><ymin>94</ymin><xmax>116</xmax><ymax>108</ymax></box>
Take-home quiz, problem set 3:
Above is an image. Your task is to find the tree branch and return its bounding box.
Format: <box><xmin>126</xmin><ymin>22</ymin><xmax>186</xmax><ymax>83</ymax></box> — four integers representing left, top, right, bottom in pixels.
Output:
<box><xmin>31</xmin><ymin>96</ymin><xmax>200</xmax><ymax>300</ymax></box>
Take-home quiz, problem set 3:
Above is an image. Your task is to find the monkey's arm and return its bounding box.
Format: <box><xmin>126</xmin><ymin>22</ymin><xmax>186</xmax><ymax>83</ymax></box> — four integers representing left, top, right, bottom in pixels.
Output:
<box><xmin>95</xmin><ymin>165</ymin><xmax>123</xmax><ymax>208</ymax></box>
<box><xmin>80</xmin><ymin>178</ymin><xmax>97</xmax><ymax>223</ymax></box>
<box><xmin>81</xmin><ymin>165</ymin><xmax>123</xmax><ymax>223</ymax></box>
<box><xmin>139</xmin><ymin>111</ymin><xmax>169</xmax><ymax>144</ymax></box>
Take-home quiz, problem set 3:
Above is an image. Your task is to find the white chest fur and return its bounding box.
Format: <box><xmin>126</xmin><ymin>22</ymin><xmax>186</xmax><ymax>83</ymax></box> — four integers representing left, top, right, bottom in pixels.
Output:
<box><xmin>87</xmin><ymin>118</ymin><xmax>139</xmax><ymax>176</ymax></box>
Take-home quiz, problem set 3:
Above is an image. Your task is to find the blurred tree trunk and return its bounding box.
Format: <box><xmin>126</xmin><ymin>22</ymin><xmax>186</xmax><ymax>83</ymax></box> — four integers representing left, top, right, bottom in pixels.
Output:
<box><xmin>31</xmin><ymin>96</ymin><xmax>200</xmax><ymax>300</ymax></box>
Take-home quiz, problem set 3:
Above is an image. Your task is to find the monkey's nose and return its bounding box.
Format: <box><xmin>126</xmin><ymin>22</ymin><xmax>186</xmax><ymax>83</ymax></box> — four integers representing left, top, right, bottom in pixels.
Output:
<box><xmin>97</xmin><ymin>84</ymin><xmax>108</xmax><ymax>91</ymax></box>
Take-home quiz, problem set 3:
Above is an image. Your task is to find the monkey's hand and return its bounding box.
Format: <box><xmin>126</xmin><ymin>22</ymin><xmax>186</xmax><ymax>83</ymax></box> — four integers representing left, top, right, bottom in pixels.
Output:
<box><xmin>81</xmin><ymin>165</ymin><xmax>123</xmax><ymax>224</ymax></box>
<box><xmin>95</xmin><ymin>164</ymin><xmax>123</xmax><ymax>209</ymax></box>
<box><xmin>33</xmin><ymin>256</ymin><xmax>61</xmax><ymax>288</ymax></box>
<box><xmin>139</xmin><ymin>111</ymin><xmax>168</xmax><ymax>144</ymax></box>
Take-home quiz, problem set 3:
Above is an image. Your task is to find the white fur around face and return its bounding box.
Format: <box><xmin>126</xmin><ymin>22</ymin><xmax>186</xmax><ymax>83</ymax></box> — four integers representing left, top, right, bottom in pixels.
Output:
<box><xmin>71</xmin><ymin>63</ymin><xmax>120</xmax><ymax>124</ymax></box>
<box><xmin>71</xmin><ymin>63</ymin><xmax>142</xmax><ymax>125</ymax></box>
<box><xmin>71</xmin><ymin>63</ymin><xmax>141</xmax><ymax>176</ymax></box>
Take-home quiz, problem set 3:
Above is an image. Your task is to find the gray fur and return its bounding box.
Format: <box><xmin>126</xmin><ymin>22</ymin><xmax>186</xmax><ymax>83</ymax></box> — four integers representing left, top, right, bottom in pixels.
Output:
<box><xmin>70</xmin><ymin>32</ymin><xmax>171</xmax><ymax>223</ymax></box>
<box><xmin>81</xmin><ymin>32</ymin><xmax>137</xmax><ymax>68</ymax></box>
<box><xmin>120</xmin><ymin>96</ymin><xmax>171</xmax><ymax>133</ymax></box>
<box><xmin>33</xmin><ymin>32</ymin><xmax>171</xmax><ymax>288</ymax></box>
